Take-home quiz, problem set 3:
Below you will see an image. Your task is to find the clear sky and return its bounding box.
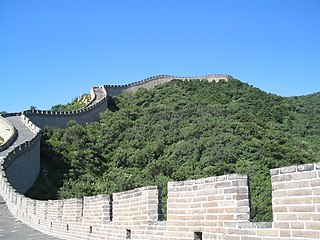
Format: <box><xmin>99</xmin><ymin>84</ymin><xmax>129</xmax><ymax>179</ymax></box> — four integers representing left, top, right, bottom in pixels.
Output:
<box><xmin>0</xmin><ymin>0</ymin><xmax>319</xmax><ymax>113</ymax></box>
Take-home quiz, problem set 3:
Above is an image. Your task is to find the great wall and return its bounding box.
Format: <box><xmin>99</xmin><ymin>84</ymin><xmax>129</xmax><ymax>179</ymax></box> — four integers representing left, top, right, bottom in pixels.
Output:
<box><xmin>0</xmin><ymin>74</ymin><xmax>319</xmax><ymax>240</ymax></box>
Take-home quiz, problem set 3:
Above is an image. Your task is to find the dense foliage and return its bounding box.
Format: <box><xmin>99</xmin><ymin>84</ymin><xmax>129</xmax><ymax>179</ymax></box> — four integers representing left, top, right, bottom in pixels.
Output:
<box><xmin>26</xmin><ymin>78</ymin><xmax>320</xmax><ymax>222</ymax></box>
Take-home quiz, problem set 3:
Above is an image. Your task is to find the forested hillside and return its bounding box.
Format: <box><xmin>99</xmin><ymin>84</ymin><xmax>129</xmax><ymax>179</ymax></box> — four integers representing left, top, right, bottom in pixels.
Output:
<box><xmin>26</xmin><ymin>78</ymin><xmax>320</xmax><ymax>222</ymax></box>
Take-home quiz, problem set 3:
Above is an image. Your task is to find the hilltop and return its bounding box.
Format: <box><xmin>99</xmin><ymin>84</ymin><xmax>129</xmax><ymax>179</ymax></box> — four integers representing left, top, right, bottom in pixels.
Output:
<box><xmin>26</xmin><ymin>78</ymin><xmax>320</xmax><ymax>222</ymax></box>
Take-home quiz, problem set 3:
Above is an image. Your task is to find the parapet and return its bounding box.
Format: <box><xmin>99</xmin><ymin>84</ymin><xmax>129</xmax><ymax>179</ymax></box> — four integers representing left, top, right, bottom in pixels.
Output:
<box><xmin>23</xmin><ymin>86</ymin><xmax>108</xmax><ymax>129</ymax></box>
<box><xmin>104</xmin><ymin>74</ymin><xmax>232</xmax><ymax>96</ymax></box>
<box><xmin>1</xmin><ymin>161</ymin><xmax>319</xmax><ymax>239</ymax></box>
<box><xmin>271</xmin><ymin>163</ymin><xmax>320</xmax><ymax>239</ymax></box>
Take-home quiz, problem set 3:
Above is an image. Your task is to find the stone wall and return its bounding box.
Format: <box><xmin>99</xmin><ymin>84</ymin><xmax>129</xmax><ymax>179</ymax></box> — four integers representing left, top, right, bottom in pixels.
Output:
<box><xmin>271</xmin><ymin>163</ymin><xmax>320</xmax><ymax>239</ymax></box>
<box><xmin>3</xmin><ymin>134</ymin><xmax>41</xmax><ymax>194</ymax></box>
<box><xmin>165</xmin><ymin>174</ymin><xmax>250</xmax><ymax>239</ymax></box>
<box><xmin>105</xmin><ymin>74</ymin><xmax>231</xmax><ymax>96</ymax></box>
<box><xmin>1</xmin><ymin>162</ymin><xmax>319</xmax><ymax>239</ymax></box>
<box><xmin>1</xmin><ymin>113</ymin><xmax>41</xmax><ymax>194</ymax></box>
<box><xmin>23</xmin><ymin>86</ymin><xmax>108</xmax><ymax>129</ymax></box>
<box><xmin>24</xmin><ymin>98</ymin><xmax>107</xmax><ymax>129</ymax></box>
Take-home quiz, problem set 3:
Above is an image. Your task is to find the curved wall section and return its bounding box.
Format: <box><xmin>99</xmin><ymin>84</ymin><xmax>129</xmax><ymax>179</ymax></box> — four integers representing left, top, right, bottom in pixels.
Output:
<box><xmin>23</xmin><ymin>86</ymin><xmax>108</xmax><ymax>129</ymax></box>
<box><xmin>24</xmin><ymin>97</ymin><xmax>108</xmax><ymax>129</ymax></box>
<box><xmin>3</xmin><ymin>135</ymin><xmax>41</xmax><ymax>193</ymax></box>
<box><xmin>1</xmin><ymin>163</ymin><xmax>320</xmax><ymax>239</ymax></box>
<box><xmin>1</xmin><ymin>113</ymin><xmax>41</xmax><ymax>194</ymax></box>
<box><xmin>105</xmin><ymin>74</ymin><xmax>231</xmax><ymax>96</ymax></box>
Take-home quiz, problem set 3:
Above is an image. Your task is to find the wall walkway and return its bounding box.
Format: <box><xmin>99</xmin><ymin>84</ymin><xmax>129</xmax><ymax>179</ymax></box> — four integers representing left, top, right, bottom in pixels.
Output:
<box><xmin>0</xmin><ymin>194</ymin><xmax>59</xmax><ymax>239</ymax></box>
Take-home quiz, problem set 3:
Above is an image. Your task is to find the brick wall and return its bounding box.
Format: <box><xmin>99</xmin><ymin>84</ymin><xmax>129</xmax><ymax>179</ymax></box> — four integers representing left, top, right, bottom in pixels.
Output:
<box><xmin>1</xmin><ymin>162</ymin><xmax>319</xmax><ymax>239</ymax></box>
<box><xmin>24</xmin><ymin>95</ymin><xmax>108</xmax><ymax>129</ymax></box>
<box><xmin>165</xmin><ymin>174</ymin><xmax>250</xmax><ymax>238</ymax></box>
<box><xmin>82</xmin><ymin>195</ymin><xmax>111</xmax><ymax>239</ymax></box>
<box><xmin>105</xmin><ymin>74</ymin><xmax>231</xmax><ymax>96</ymax></box>
<box><xmin>271</xmin><ymin>163</ymin><xmax>320</xmax><ymax>239</ymax></box>
<box><xmin>3</xmin><ymin>134</ymin><xmax>41</xmax><ymax>193</ymax></box>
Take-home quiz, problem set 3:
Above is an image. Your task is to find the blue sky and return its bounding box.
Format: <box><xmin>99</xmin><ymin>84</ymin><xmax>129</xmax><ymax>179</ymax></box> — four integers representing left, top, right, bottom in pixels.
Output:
<box><xmin>0</xmin><ymin>0</ymin><xmax>319</xmax><ymax>112</ymax></box>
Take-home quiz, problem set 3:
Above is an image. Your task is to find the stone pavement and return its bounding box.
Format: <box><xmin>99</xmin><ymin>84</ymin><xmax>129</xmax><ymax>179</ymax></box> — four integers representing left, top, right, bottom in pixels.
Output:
<box><xmin>0</xmin><ymin>115</ymin><xmax>36</xmax><ymax>158</ymax></box>
<box><xmin>87</xmin><ymin>87</ymin><xmax>106</xmax><ymax>106</ymax></box>
<box><xmin>0</xmin><ymin>195</ymin><xmax>60</xmax><ymax>239</ymax></box>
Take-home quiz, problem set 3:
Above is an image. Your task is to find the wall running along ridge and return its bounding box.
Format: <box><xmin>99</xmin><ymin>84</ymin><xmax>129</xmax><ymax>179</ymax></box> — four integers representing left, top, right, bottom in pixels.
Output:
<box><xmin>23</xmin><ymin>86</ymin><xmax>108</xmax><ymax>129</ymax></box>
<box><xmin>0</xmin><ymin>74</ymin><xmax>319</xmax><ymax>240</ymax></box>
<box><xmin>104</xmin><ymin>74</ymin><xmax>231</xmax><ymax>95</ymax></box>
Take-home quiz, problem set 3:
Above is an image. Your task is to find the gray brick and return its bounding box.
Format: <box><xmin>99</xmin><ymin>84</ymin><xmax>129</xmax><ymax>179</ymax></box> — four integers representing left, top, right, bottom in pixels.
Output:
<box><xmin>297</xmin><ymin>163</ymin><xmax>314</xmax><ymax>172</ymax></box>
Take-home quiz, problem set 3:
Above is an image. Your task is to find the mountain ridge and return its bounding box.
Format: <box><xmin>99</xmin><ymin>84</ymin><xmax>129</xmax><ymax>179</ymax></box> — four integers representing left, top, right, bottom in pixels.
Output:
<box><xmin>27</xmin><ymin>78</ymin><xmax>320</xmax><ymax>222</ymax></box>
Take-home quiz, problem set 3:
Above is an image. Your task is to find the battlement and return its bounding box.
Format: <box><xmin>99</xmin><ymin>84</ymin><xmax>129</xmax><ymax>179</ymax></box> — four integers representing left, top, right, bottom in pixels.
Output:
<box><xmin>1</xmin><ymin>132</ymin><xmax>41</xmax><ymax>193</ymax></box>
<box><xmin>104</xmin><ymin>74</ymin><xmax>232</xmax><ymax>96</ymax></box>
<box><xmin>23</xmin><ymin>91</ymin><xmax>106</xmax><ymax>117</ymax></box>
<box><xmin>1</xmin><ymin>161</ymin><xmax>320</xmax><ymax>239</ymax></box>
<box><xmin>21</xmin><ymin>114</ymin><xmax>41</xmax><ymax>134</ymax></box>
<box><xmin>23</xmin><ymin>86</ymin><xmax>108</xmax><ymax>129</ymax></box>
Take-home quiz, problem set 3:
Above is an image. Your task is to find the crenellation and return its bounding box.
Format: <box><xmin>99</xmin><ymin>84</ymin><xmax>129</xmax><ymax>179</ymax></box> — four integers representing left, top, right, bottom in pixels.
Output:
<box><xmin>105</xmin><ymin>74</ymin><xmax>231</xmax><ymax>96</ymax></box>
<box><xmin>62</xmin><ymin>198</ymin><xmax>84</xmax><ymax>223</ymax></box>
<box><xmin>297</xmin><ymin>163</ymin><xmax>315</xmax><ymax>172</ymax></box>
<box><xmin>36</xmin><ymin>200</ymin><xmax>48</xmax><ymax>219</ymax></box>
<box><xmin>20</xmin><ymin>87</ymin><xmax>108</xmax><ymax>129</ymax></box>
<box><xmin>280</xmin><ymin>165</ymin><xmax>297</xmax><ymax>174</ymax></box>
